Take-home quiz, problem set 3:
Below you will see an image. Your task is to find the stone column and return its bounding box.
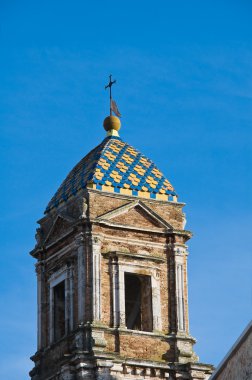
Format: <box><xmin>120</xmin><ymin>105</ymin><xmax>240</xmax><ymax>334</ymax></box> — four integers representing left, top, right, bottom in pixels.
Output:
<box><xmin>66</xmin><ymin>264</ymin><xmax>74</xmax><ymax>332</ymax></box>
<box><xmin>169</xmin><ymin>241</ymin><xmax>189</xmax><ymax>335</ymax></box>
<box><xmin>76</xmin><ymin>233</ymin><xmax>86</xmax><ymax>323</ymax></box>
<box><xmin>110</xmin><ymin>255</ymin><xmax>120</xmax><ymax>327</ymax></box>
<box><xmin>174</xmin><ymin>245</ymin><xmax>188</xmax><ymax>332</ymax></box>
<box><xmin>118</xmin><ymin>265</ymin><xmax>126</xmax><ymax>327</ymax></box>
<box><xmin>152</xmin><ymin>270</ymin><xmax>162</xmax><ymax>331</ymax></box>
<box><xmin>168</xmin><ymin>242</ymin><xmax>198</xmax><ymax>363</ymax></box>
<box><xmin>36</xmin><ymin>262</ymin><xmax>44</xmax><ymax>350</ymax></box>
<box><xmin>176</xmin><ymin>261</ymin><xmax>185</xmax><ymax>331</ymax></box>
<box><xmin>91</xmin><ymin>236</ymin><xmax>102</xmax><ymax>322</ymax></box>
<box><xmin>49</xmin><ymin>280</ymin><xmax>54</xmax><ymax>344</ymax></box>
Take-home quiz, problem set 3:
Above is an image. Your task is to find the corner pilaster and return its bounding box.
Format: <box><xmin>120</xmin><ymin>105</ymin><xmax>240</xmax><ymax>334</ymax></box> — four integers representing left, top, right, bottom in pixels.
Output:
<box><xmin>91</xmin><ymin>235</ymin><xmax>102</xmax><ymax>323</ymax></box>
<box><xmin>36</xmin><ymin>262</ymin><xmax>45</xmax><ymax>350</ymax></box>
<box><xmin>168</xmin><ymin>239</ymin><xmax>198</xmax><ymax>363</ymax></box>
<box><xmin>75</xmin><ymin>233</ymin><xmax>86</xmax><ymax>324</ymax></box>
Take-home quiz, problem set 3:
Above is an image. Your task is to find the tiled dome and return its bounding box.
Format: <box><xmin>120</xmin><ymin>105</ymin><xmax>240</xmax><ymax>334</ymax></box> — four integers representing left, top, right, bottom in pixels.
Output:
<box><xmin>45</xmin><ymin>136</ymin><xmax>177</xmax><ymax>213</ymax></box>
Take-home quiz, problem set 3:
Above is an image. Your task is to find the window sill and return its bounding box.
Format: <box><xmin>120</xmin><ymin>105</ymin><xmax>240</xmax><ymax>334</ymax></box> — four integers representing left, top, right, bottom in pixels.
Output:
<box><xmin>118</xmin><ymin>328</ymin><xmax>164</xmax><ymax>338</ymax></box>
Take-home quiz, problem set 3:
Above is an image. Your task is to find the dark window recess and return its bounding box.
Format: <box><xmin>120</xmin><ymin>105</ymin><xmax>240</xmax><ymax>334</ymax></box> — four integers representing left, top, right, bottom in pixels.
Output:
<box><xmin>54</xmin><ymin>281</ymin><xmax>65</xmax><ymax>341</ymax></box>
<box><xmin>125</xmin><ymin>273</ymin><xmax>153</xmax><ymax>332</ymax></box>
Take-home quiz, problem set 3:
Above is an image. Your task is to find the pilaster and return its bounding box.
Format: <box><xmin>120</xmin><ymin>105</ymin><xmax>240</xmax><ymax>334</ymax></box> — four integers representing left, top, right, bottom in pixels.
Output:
<box><xmin>168</xmin><ymin>239</ymin><xmax>198</xmax><ymax>363</ymax></box>
<box><xmin>91</xmin><ymin>235</ymin><xmax>102</xmax><ymax>322</ymax></box>
<box><xmin>174</xmin><ymin>244</ymin><xmax>188</xmax><ymax>333</ymax></box>
<box><xmin>36</xmin><ymin>262</ymin><xmax>45</xmax><ymax>350</ymax></box>
<box><xmin>75</xmin><ymin>233</ymin><xmax>86</xmax><ymax>324</ymax></box>
<box><xmin>110</xmin><ymin>255</ymin><xmax>120</xmax><ymax>327</ymax></box>
<box><xmin>152</xmin><ymin>269</ymin><xmax>162</xmax><ymax>331</ymax></box>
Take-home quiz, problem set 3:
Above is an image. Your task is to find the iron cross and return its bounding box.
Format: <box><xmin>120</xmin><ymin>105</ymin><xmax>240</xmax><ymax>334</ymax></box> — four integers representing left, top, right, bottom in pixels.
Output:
<box><xmin>105</xmin><ymin>75</ymin><xmax>116</xmax><ymax>115</ymax></box>
<box><xmin>105</xmin><ymin>74</ymin><xmax>116</xmax><ymax>99</ymax></box>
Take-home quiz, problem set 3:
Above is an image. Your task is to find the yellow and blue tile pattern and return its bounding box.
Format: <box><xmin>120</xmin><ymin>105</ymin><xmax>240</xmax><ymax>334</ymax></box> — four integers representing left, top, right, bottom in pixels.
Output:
<box><xmin>46</xmin><ymin>136</ymin><xmax>177</xmax><ymax>212</ymax></box>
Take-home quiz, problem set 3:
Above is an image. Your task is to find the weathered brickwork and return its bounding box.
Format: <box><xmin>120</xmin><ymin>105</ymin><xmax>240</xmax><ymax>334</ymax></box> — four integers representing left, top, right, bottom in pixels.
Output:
<box><xmin>89</xmin><ymin>192</ymin><xmax>129</xmax><ymax>219</ymax></box>
<box><xmin>100</xmin><ymin>257</ymin><xmax>112</xmax><ymax>326</ymax></box>
<box><xmin>146</xmin><ymin>201</ymin><xmax>184</xmax><ymax>230</ymax></box>
<box><xmin>30</xmin><ymin>186</ymin><xmax>213</xmax><ymax>380</ymax></box>
<box><xmin>210</xmin><ymin>323</ymin><xmax>252</xmax><ymax>380</ymax></box>
<box><xmin>120</xmin><ymin>333</ymin><xmax>170</xmax><ymax>361</ymax></box>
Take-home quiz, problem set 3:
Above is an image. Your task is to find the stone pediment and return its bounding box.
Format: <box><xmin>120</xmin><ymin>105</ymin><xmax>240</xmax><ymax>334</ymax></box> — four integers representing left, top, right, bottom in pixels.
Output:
<box><xmin>44</xmin><ymin>214</ymin><xmax>74</xmax><ymax>245</ymax></box>
<box><xmin>96</xmin><ymin>201</ymin><xmax>173</xmax><ymax>231</ymax></box>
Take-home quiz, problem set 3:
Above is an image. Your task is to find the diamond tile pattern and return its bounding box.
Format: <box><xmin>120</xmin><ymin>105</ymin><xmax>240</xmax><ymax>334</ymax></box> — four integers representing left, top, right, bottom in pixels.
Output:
<box><xmin>46</xmin><ymin>136</ymin><xmax>177</xmax><ymax>212</ymax></box>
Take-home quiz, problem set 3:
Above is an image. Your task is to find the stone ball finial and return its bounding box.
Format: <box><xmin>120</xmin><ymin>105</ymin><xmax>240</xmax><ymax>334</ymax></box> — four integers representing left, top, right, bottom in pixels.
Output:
<box><xmin>103</xmin><ymin>116</ymin><xmax>121</xmax><ymax>136</ymax></box>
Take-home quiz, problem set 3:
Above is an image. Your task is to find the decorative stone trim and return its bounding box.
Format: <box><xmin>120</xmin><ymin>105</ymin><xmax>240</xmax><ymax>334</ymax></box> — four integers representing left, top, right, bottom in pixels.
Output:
<box><xmin>35</xmin><ymin>263</ymin><xmax>44</xmax><ymax>350</ymax></box>
<box><xmin>75</xmin><ymin>233</ymin><xmax>86</xmax><ymax>324</ymax></box>
<box><xmin>110</xmin><ymin>360</ymin><xmax>172</xmax><ymax>379</ymax></box>
<box><xmin>91</xmin><ymin>235</ymin><xmax>102</xmax><ymax>322</ymax></box>
<box><xmin>94</xmin><ymin>219</ymin><xmax>168</xmax><ymax>234</ymax></box>
<box><xmin>110</xmin><ymin>255</ymin><xmax>120</xmax><ymax>327</ymax></box>
<box><xmin>172</xmin><ymin>244</ymin><xmax>188</xmax><ymax>333</ymax></box>
<box><xmin>102</xmin><ymin>250</ymin><xmax>165</xmax><ymax>263</ymax></box>
<box><xmin>43</xmin><ymin>241</ymin><xmax>76</xmax><ymax>264</ymax></box>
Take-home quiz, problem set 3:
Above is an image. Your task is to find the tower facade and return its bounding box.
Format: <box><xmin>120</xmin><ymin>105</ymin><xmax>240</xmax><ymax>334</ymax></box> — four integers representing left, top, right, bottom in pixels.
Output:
<box><xmin>30</xmin><ymin>115</ymin><xmax>213</xmax><ymax>380</ymax></box>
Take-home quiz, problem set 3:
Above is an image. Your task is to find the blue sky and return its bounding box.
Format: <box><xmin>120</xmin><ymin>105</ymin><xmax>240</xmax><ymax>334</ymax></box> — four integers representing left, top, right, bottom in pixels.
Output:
<box><xmin>1</xmin><ymin>1</ymin><xmax>252</xmax><ymax>379</ymax></box>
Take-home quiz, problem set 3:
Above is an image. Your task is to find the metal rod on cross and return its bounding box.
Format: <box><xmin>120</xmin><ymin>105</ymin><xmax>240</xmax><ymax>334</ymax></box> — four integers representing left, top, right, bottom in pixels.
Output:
<box><xmin>105</xmin><ymin>74</ymin><xmax>116</xmax><ymax>116</ymax></box>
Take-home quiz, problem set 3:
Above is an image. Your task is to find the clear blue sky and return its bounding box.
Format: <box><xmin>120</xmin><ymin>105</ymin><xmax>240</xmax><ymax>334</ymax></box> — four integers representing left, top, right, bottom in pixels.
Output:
<box><xmin>1</xmin><ymin>1</ymin><xmax>252</xmax><ymax>379</ymax></box>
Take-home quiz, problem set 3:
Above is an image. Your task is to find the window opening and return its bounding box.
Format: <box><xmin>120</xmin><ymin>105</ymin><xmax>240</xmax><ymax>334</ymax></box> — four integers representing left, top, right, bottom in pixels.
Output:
<box><xmin>124</xmin><ymin>273</ymin><xmax>153</xmax><ymax>332</ymax></box>
<box><xmin>53</xmin><ymin>281</ymin><xmax>65</xmax><ymax>341</ymax></box>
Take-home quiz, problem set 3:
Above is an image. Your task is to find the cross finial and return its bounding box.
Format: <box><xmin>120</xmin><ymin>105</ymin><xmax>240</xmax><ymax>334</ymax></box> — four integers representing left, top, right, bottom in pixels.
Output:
<box><xmin>105</xmin><ymin>74</ymin><xmax>116</xmax><ymax>116</ymax></box>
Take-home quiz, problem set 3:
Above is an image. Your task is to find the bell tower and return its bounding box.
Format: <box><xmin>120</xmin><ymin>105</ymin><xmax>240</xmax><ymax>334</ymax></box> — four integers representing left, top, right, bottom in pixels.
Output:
<box><xmin>30</xmin><ymin>113</ymin><xmax>213</xmax><ymax>379</ymax></box>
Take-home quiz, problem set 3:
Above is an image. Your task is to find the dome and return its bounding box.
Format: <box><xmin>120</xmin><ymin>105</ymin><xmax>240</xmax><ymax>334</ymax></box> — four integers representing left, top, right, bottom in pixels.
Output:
<box><xmin>45</xmin><ymin>135</ymin><xmax>177</xmax><ymax>213</ymax></box>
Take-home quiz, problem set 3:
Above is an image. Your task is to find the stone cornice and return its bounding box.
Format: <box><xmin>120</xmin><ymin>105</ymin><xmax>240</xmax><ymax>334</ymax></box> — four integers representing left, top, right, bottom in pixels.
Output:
<box><xmin>30</xmin><ymin>247</ymin><xmax>43</xmax><ymax>259</ymax></box>
<box><xmin>102</xmin><ymin>250</ymin><xmax>165</xmax><ymax>263</ymax></box>
<box><xmin>92</xmin><ymin>219</ymin><xmax>192</xmax><ymax>240</ymax></box>
<box><xmin>172</xmin><ymin>229</ymin><xmax>192</xmax><ymax>240</ymax></box>
<box><xmin>92</xmin><ymin>219</ymin><xmax>167</xmax><ymax>234</ymax></box>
